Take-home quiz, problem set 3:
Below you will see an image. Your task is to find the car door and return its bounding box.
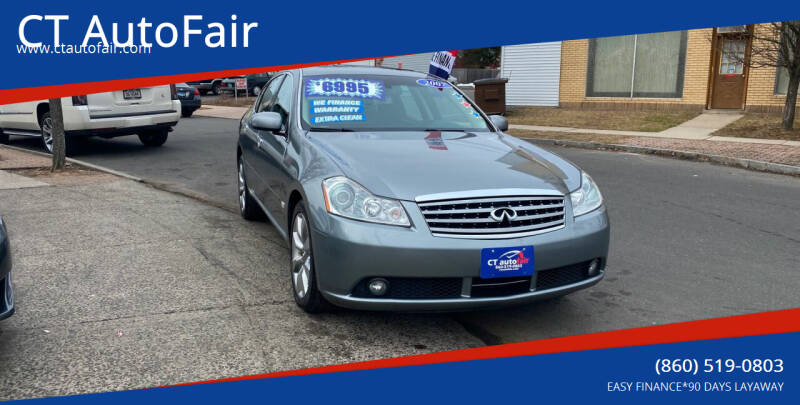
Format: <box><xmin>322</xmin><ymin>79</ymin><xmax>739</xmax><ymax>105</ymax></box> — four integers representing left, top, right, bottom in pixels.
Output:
<box><xmin>0</xmin><ymin>100</ymin><xmax>38</xmax><ymax>130</ymax></box>
<box><xmin>241</xmin><ymin>74</ymin><xmax>284</xmax><ymax>205</ymax></box>
<box><xmin>253</xmin><ymin>72</ymin><xmax>295</xmax><ymax>221</ymax></box>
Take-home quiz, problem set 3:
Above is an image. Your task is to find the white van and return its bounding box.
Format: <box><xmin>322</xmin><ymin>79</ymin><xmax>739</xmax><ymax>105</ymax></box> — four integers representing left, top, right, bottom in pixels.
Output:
<box><xmin>0</xmin><ymin>85</ymin><xmax>181</xmax><ymax>152</ymax></box>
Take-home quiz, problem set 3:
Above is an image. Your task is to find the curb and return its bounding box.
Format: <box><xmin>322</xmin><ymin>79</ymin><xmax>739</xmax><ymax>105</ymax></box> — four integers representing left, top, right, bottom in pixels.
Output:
<box><xmin>1</xmin><ymin>143</ymin><xmax>142</xmax><ymax>181</ymax></box>
<box><xmin>1</xmin><ymin>143</ymin><xmax>238</xmax><ymax>212</ymax></box>
<box><xmin>522</xmin><ymin>138</ymin><xmax>800</xmax><ymax>177</ymax></box>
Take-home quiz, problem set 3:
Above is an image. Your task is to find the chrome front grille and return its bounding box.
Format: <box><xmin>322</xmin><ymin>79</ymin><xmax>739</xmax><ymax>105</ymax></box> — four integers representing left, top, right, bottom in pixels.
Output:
<box><xmin>418</xmin><ymin>195</ymin><xmax>566</xmax><ymax>238</ymax></box>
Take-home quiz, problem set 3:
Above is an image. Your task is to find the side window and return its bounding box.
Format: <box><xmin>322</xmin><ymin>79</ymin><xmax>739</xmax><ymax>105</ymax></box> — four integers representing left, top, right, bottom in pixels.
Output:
<box><xmin>256</xmin><ymin>75</ymin><xmax>284</xmax><ymax>113</ymax></box>
<box><xmin>270</xmin><ymin>75</ymin><xmax>294</xmax><ymax>132</ymax></box>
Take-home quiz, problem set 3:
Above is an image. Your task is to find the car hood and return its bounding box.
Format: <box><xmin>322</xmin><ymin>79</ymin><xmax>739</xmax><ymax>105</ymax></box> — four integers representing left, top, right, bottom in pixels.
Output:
<box><xmin>308</xmin><ymin>131</ymin><xmax>581</xmax><ymax>201</ymax></box>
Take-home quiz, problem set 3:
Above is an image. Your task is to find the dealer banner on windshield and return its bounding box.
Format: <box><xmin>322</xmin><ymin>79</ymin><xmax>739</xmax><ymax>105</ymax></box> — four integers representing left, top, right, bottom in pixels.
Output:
<box><xmin>428</xmin><ymin>50</ymin><xmax>457</xmax><ymax>80</ymax></box>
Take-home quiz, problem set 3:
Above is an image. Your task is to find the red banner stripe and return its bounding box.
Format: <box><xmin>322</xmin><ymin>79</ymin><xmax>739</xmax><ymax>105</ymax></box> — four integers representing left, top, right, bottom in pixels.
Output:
<box><xmin>162</xmin><ymin>307</ymin><xmax>800</xmax><ymax>388</ymax></box>
<box><xmin>0</xmin><ymin>55</ymin><xmax>407</xmax><ymax>105</ymax></box>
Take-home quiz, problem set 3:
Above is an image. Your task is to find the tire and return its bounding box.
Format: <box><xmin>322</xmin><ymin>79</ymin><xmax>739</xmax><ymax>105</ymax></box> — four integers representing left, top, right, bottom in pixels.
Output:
<box><xmin>199</xmin><ymin>89</ymin><xmax>208</xmax><ymax>96</ymax></box>
<box><xmin>39</xmin><ymin>111</ymin><xmax>55</xmax><ymax>153</ymax></box>
<box><xmin>237</xmin><ymin>156</ymin><xmax>264</xmax><ymax>221</ymax></box>
<box><xmin>138</xmin><ymin>130</ymin><xmax>168</xmax><ymax>147</ymax></box>
<box><xmin>181</xmin><ymin>109</ymin><xmax>194</xmax><ymax>118</ymax></box>
<box><xmin>290</xmin><ymin>202</ymin><xmax>329</xmax><ymax>313</ymax></box>
<box><xmin>211</xmin><ymin>82</ymin><xmax>221</xmax><ymax>96</ymax></box>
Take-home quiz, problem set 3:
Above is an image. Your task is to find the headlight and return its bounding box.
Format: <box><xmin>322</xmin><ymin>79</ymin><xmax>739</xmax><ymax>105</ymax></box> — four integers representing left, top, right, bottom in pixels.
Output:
<box><xmin>322</xmin><ymin>177</ymin><xmax>410</xmax><ymax>227</ymax></box>
<box><xmin>570</xmin><ymin>172</ymin><xmax>603</xmax><ymax>217</ymax></box>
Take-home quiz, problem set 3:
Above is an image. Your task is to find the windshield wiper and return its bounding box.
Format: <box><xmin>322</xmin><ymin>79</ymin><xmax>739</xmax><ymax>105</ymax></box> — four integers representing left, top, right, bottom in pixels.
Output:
<box><xmin>308</xmin><ymin>127</ymin><xmax>355</xmax><ymax>132</ymax></box>
<box><xmin>424</xmin><ymin>128</ymin><xmax>466</xmax><ymax>132</ymax></box>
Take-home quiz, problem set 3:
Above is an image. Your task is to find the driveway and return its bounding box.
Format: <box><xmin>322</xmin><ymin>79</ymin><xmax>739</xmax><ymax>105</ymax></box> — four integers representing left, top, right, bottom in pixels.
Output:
<box><xmin>6</xmin><ymin>117</ymin><xmax>800</xmax><ymax>344</ymax></box>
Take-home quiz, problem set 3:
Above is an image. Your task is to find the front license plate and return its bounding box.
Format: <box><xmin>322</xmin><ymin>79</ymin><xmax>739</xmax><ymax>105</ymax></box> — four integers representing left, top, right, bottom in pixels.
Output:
<box><xmin>123</xmin><ymin>89</ymin><xmax>142</xmax><ymax>99</ymax></box>
<box><xmin>480</xmin><ymin>246</ymin><xmax>534</xmax><ymax>279</ymax></box>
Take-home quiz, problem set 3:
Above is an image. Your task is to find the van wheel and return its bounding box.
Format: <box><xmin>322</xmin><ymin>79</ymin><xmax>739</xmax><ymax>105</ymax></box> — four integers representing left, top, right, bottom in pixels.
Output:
<box><xmin>138</xmin><ymin>130</ymin><xmax>168</xmax><ymax>147</ymax></box>
<box><xmin>290</xmin><ymin>202</ymin><xmax>329</xmax><ymax>313</ymax></box>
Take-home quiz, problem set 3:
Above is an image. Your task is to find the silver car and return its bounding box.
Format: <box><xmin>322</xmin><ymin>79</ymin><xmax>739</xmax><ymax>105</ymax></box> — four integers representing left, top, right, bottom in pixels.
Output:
<box><xmin>237</xmin><ymin>66</ymin><xmax>609</xmax><ymax>312</ymax></box>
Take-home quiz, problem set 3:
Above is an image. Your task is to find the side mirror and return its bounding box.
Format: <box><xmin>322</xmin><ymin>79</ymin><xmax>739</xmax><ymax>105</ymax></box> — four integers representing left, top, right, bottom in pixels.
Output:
<box><xmin>251</xmin><ymin>111</ymin><xmax>283</xmax><ymax>132</ymax></box>
<box><xmin>489</xmin><ymin>115</ymin><xmax>508</xmax><ymax>132</ymax></box>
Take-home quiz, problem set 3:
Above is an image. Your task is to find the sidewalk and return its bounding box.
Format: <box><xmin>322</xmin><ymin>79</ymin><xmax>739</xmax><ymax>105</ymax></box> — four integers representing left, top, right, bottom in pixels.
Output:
<box><xmin>0</xmin><ymin>147</ymin><xmax>480</xmax><ymax>400</ymax></box>
<box><xmin>510</xmin><ymin>112</ymin><xmax>800</xmax><ymax>147</ymax></box>
<box><xmin>194</xmin><ymin>105</ymin><xmax>248</xmax><ymax>120</ymax></box>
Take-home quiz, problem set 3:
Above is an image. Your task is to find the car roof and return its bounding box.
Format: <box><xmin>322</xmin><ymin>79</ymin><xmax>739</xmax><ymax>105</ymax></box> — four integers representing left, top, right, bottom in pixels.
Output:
<box><xmin>299</xmin><ymin>65</ymin><xmax>430</xmax><ymax>78</ymax></box>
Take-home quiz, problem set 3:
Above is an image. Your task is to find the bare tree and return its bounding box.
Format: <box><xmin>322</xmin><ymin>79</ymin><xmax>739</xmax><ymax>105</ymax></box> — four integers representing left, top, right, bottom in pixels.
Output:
<box><xmin>48</xmin><ymin>98</ymin><xmax>66</xmax><ymax>171</ymax></box>
<box><xmin>746</xmin><ymin>21</ymin><xmax>800</xmax><ymax>129</ymax></box>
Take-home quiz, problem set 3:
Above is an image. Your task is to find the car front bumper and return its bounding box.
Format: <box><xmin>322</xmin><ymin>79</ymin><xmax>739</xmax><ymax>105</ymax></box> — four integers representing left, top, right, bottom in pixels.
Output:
<box><xmin>311</xmin><ymin>202</ymin><xmax>610</xmax><ymax>311</ymax></box>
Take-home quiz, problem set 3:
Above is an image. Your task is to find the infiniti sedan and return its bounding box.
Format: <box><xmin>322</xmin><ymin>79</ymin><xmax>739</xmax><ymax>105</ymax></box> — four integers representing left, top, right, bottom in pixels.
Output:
<box><xmin>237</xmin><ymin>66</ymin><xmax>609</xmax><ymax>312</ymax></box>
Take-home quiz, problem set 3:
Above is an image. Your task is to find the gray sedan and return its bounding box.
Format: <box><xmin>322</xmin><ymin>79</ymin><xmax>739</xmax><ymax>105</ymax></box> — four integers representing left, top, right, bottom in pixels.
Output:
<box><xmin>0</xmin><ymin>216</ymin><xmax>14</xmax><ymax>320</ymax></box>
<box><xmin>237</xmin><ymin>66</ymin><xmax>609</xmax><ymax>312</ymax></box>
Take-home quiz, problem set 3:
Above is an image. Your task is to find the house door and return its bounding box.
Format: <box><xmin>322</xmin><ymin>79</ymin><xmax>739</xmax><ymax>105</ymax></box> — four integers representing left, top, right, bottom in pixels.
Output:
<box><xmin>710</xmin><ymin>37</ymin><xmax>747</xmax><ymax>109</ymax></box>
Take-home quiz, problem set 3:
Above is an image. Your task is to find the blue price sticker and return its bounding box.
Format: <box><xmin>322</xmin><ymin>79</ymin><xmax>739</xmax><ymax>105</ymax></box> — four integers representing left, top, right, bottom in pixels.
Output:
<box><xmin>305</xmin><ymin>78</ymin><xmax>384</xmax><ymax>99</ymax></box>
<box><xmin>311</xmin><ymin>114</ymin><xmax>366</xmax><ymax>124</ymax></box>
<box><xmin>310</xmin><ymin>99</ymin><xmax>364</xmax><ymax>115</ymax></box>
<box><xmin>417</xmin><ymin>78</ymin><xmax>450</xmax><ymax>88</ymax></box>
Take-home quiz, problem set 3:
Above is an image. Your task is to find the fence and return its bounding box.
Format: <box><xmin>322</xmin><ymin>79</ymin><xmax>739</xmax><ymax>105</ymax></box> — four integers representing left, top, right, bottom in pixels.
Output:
<box><xmin>451</xmin><ymin>68</ymin><xmax>500</xmax><ymax>84</ymax></box>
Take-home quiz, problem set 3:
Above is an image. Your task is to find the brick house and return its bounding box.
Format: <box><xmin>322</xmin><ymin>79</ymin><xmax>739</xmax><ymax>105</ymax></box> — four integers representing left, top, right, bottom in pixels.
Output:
<box><xmin>558</xmin><ymin>24</ymin><xmax>795</xmax><ymax>112</ymax></box>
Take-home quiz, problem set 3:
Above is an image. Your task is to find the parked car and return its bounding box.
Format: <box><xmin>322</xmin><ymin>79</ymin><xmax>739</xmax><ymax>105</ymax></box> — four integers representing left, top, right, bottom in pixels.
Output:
<box><xmin>237</xmin><ymin>66</ymin><xmax>609</xmax><ymax>313</ymax></box>
<box><xmin>245</xmin><ymin>73</ymin><xmax>272</xmax><ymax>96</ymax></box>
<box><xmin>221</xmin><ymin>73</ymin><xmax>273</xmax><ymax>96</ymax></box>
<box><xmin>0</xmin><ymin>86</ymin><xmax>181</xmax><ymax>152</ymax></box>
<box><xmin>0</xmin><ymin>216</ymin><xmax>14</xmax><ymax>321</ymax></box>
<box><xmin>187</xmin><ymin>78</ymin><xmax>225</xmax><ymax>95</ymax></box>
<box><xmin>176</xmin><ymin>83</ymin><xmax>202</xmax><ymax>118</ymax></box>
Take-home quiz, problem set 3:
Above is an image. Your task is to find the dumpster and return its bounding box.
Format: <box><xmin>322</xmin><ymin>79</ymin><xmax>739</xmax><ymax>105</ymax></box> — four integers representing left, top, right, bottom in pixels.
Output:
<box><xmin>472</xmin><ymin>78</ymin><xmax>508</xmax><ymax>115</ymax></box>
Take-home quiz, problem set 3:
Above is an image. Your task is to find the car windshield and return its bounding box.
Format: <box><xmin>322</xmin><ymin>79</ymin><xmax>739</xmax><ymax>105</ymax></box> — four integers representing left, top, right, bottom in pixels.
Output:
<box><xmin>300</xmin><ymin>74</ymin><xmax>492</xmax><ymax>132</ymax></box>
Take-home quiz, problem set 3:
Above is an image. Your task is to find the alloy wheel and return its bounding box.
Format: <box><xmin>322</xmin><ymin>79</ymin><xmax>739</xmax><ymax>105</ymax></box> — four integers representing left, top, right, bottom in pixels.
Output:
<box><xmin>291</xmin><ymin>212</ymin><xmax>312</xmax><ymax>299</ymax></box>
<box><xmin>238</xmin><ymin>160</ymin><xmax>247</xmax><ymax>212</ymax></box>
<box><xmin>41</xmin><ymin>116</ymin><xmax>54</xmax><ymax>153</ymax></box>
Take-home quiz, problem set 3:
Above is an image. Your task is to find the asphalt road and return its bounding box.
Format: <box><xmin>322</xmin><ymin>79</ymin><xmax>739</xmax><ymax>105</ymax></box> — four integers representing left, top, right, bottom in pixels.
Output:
<box><xmin>7</xmin><ymin>117</ymin><xmax>800</xmax><ymax>345</ymax></box>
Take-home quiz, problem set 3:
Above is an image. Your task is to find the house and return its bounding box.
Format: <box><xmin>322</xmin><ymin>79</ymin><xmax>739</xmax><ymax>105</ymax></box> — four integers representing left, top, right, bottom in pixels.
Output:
<box><xmin>558</xmin><ymin>24</ymin><xmax>794</xmax><ymax>112</ymax></box>
<box><xmin>500</xmin><ymin>42</ymin><xmax>562</xmax><ymax>107</ymax></box>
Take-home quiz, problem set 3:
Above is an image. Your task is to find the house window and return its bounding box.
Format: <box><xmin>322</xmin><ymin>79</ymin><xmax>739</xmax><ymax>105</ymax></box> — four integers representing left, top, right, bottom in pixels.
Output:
<box><xmin>775</xmin><ymin>67</ymin><xmax>790</xmax><ymax>94</ymax></box>
<box><xmin>587</xmin><ymin>31</ymin><xmax>688</xmax><ymax>98</ymax></box>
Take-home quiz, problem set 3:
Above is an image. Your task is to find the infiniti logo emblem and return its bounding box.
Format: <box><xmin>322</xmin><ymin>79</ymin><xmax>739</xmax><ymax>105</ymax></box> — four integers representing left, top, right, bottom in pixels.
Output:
<box><xmin>490</xmin><ymin>207</ymin><xmax>518</xmax><ymax>222</ymax></box>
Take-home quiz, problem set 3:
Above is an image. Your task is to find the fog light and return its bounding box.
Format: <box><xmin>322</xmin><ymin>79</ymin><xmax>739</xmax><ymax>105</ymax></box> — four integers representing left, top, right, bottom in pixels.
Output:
<box><xmin>587</xmin><ymin>259</ymin><xmax>600</xmax><ymax>276</ymax></box>
<box><xmin>368</xmin><ymin>278</ymin><xmax>389</xmax><ymax>296</ymax></box>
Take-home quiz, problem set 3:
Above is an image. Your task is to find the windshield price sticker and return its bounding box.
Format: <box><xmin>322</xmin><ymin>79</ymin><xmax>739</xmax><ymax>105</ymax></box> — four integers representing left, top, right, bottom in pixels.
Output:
<box><xmin>310</xmin><ymin>99</ymin><xmax>364</xmax><ymax>115</ymax></box>
<box><xmin>311</xmin><ymin>114</ymin><xmax>366</xmax><ymax>124</ymax></box>
<box><xmin>416</xmin><ymin>78</ymin><xmax>450</xmax><ymax>88</ymax></box>
<box><xmin>305</xmin><ymin>78</ymin><xmax>384</xmax><ymax>99</ymax></box>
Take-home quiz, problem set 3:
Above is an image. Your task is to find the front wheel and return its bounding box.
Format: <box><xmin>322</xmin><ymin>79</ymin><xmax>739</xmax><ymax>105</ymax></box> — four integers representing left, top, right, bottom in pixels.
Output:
<box><xmin>211</xmin><ymin>82</ymin><xmax>221</xmax><ymax>96</ymax></box>
<box><xmin>138</xmin><ymin>130</ymin><xmax>168</xmax><ymax>147</ymax></box>
<box><xmin>237</xmin><ymin>156</ymin><xmax>263</xmax><ymax>221</ymax></box>
<box><xmin>290</xmin><ymin>202</ymin><xmax>329</xmax><ymax>313</ymax></box>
